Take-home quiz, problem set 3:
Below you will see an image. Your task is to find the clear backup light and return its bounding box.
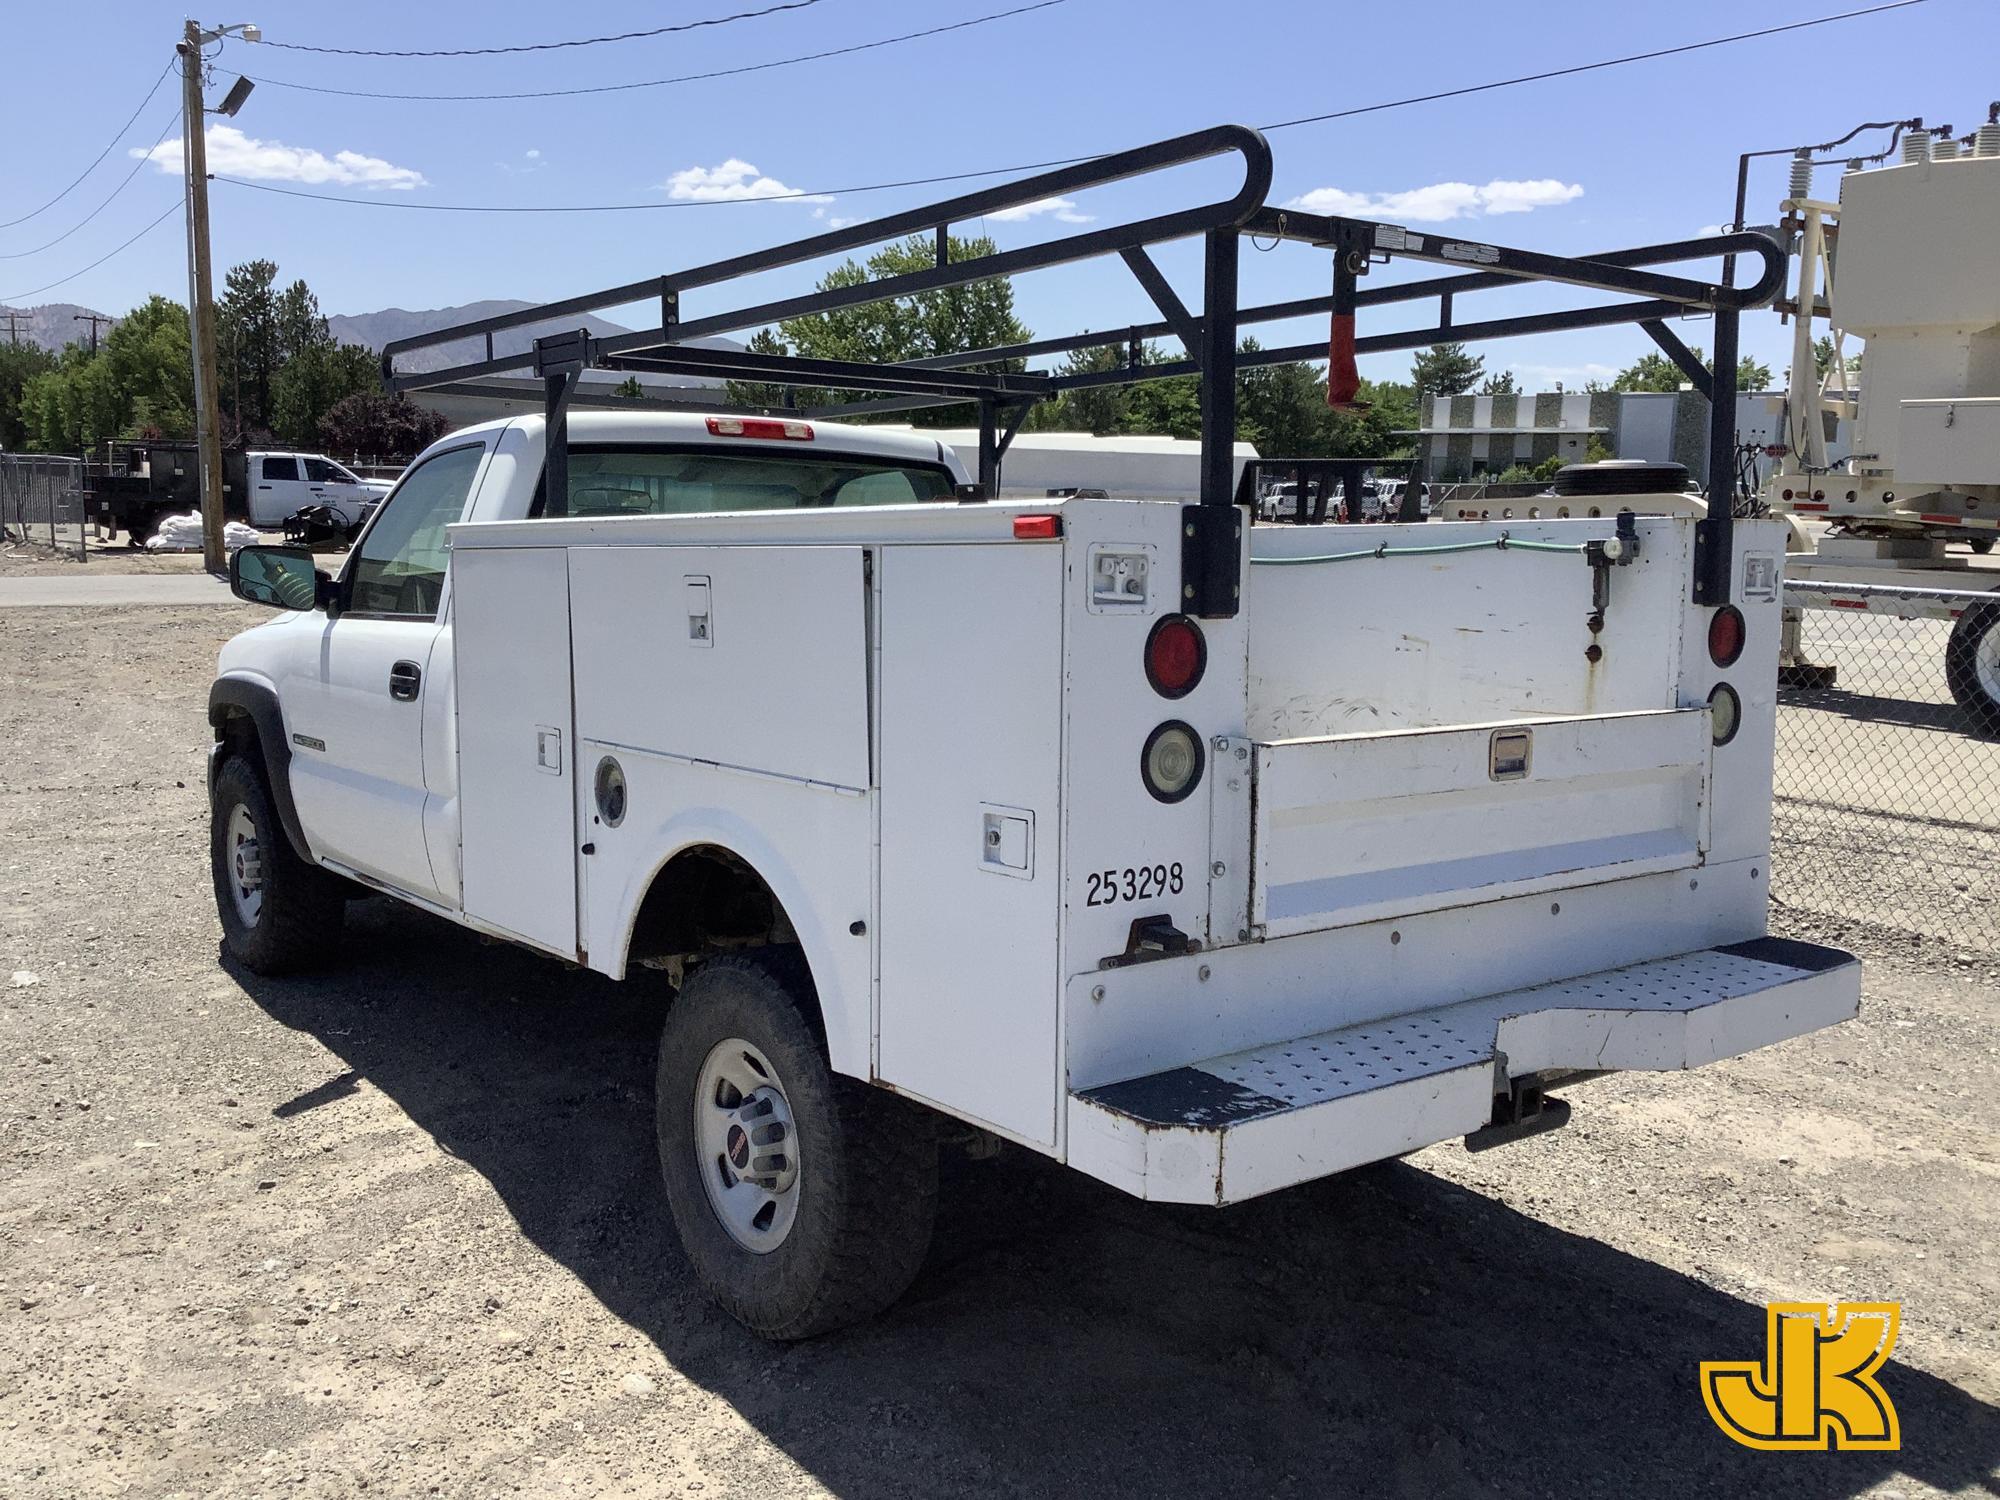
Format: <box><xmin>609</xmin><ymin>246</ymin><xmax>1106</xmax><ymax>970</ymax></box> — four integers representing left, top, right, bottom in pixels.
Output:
<box><xmin>1141</xmin><ymin>721</ymin><xmax>1204</xmax><ymax>803</ymax></box>
<box><xmin>1707</xmin><ymin>682</ymin><xmax>1742</xmax><ymax>745</ymax></box>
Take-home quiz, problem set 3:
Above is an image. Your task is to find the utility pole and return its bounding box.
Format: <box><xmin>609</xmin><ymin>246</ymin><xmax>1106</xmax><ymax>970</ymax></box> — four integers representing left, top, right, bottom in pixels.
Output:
<box><xmin>1</xmin><ymin>311</ymin><xmax>24</xmax><ymax>347</ymax></box>
<box><xmin>180</xmin><ymin>19</ymin><xmax>228</xmax><ymax>572</ymax></box>
<box><xmin>73</xmin><ymin>312</ymin><xmax>113</xmax><ymax>355</ymax></box>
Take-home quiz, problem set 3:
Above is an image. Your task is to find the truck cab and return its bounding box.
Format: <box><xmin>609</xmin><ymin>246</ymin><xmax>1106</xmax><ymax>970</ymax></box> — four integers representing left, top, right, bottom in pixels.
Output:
<box><xmin>244</xmin><ymin>451</ymin><xmax>391</xmax><ymax>531</ymax></box>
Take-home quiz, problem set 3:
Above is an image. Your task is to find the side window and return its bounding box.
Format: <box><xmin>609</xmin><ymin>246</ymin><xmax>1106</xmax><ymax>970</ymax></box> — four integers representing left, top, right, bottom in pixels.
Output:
<box><xmin>262</xmin><ymin>455</ymin><xmax>300</xmax><ymax>482</ymax></box>
<box><xmin>345</xmin><ymin>445</ymin><xmax>484</xmax><ymax>619</ymax></box>
<box><xmin>303</xmin><ymin>457</ymin><xmax>351</xmax><ymax>483</ymax></box>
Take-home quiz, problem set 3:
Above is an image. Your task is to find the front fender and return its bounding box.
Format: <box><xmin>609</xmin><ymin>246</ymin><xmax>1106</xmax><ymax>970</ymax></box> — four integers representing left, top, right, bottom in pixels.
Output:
<box><xmin>207</xmin><ymin>674</ymin><xmax>315</xmax><ymax>863</ymax></box>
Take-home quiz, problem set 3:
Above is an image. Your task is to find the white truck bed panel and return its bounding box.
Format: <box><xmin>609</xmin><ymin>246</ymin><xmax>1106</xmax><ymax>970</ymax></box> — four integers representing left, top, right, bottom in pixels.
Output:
<box><xmin>1067</xmin><ymin>938</ymin><xmax>1859</xmax><ymax>1204</ymax></box>
<box><xmin>568</xmin><ymin>544</ymin><xmax>871</xmax><ymax>791</ymax></box>
<box><xmin>876</xmin><ymin>542</ymin><xmax>1066</xmax><ymax>1147</ymax></box>
<box><xmin>1252</xmin><ymin>708</ymin><xmax>1710</xmax><ymax>936</ymax></box>
<box><xmin>452</xmin><ymin>546</ymin><xmax>579</xmax><ymax>956</ymax></box>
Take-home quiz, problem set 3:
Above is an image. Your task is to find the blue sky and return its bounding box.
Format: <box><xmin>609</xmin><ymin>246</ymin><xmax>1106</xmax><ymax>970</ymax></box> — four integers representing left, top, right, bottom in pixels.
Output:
<box><xmin>3</xmin><ymin>0</ymin><xmax>1993</xmax><ymax>390</ymax></box>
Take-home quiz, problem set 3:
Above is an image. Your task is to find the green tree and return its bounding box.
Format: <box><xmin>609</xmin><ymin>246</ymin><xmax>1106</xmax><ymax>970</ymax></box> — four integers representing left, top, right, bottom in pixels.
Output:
<box><xmin>0</xmin><ymin>341</ymin><xmax>59</xmax><ymax>449</ymax></box>
<box><xmin>317</xmin><ymin>391</ymin><xmax>447</xmax><ymax>458</ymax></box>
<box><xmin>1410</xmin><ymin>342</ymin><xmax>1484</xmax><ymax>401</ymax></box>
<box><xmin>1612</xmin><ymin>347</ymin><xmax>1772</xmax><ymax>392</ymax></box>
<box><xmin>612</xmin><ymin>375</ymin><xmax>645</xmax><ymax>398</ymax></box>
<box><xmin>1479</xmin><ymin>370</ymin><xmax>1519</xmax><ymax>395</ymax></box>
<box><xmin>725</xmin><ymin>233</ymin><xmax>1030</xmax><ymax>423</ymax></box>
<box><xmin>218</xmin><ymin>258</ymin><xmax>281</xmax><ymax>432</ymax></box>
<box><xmin>272</xmin><ymin>341</ymin><xmax>379</xmax><ymax>447</ymax></box>
<box><xmin>1812</xmin><ymin>334</ymin><xmax>1862</xmax><ymax>383</ymax></box>
<box><xmin>17</xmin><ymin>296</ymin><xmax>193</xmax><ymax>449</ymax></box>
<box><xmin>1236</xmin><ymin>339</ymin><xmax>1331</xmax><ymax>457</ymax></box>
<box><xmin>275</xmin><ymin>278</ymin><xmax>331</xmax><ymax>365</ymax></box>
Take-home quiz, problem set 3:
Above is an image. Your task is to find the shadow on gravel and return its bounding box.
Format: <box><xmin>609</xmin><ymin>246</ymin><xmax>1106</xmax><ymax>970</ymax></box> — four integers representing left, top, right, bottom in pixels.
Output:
<box><xmin>230</xmin><ymin>899</ymin><xmax>2000</xmax><ymax>1500</ymax></box>
<box><xmin>1777</xmin><ymin>687</ymin><xmax>1977</xmax><ymax>737</ymax></box>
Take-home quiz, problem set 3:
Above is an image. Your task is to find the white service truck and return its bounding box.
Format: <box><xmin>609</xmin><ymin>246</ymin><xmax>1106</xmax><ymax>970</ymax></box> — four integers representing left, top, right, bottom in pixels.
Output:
<box><xmin>205</xmin><ymin>126</ymin><xmax>1860</xmax><ymax>1339</ymax></box>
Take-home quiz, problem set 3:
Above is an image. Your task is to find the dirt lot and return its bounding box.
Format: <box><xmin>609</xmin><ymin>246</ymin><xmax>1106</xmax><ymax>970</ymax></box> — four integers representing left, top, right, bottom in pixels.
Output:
<box><xmin>2</xmin><ymin>605</ymin><xmax>1997</xmax><ymax>1500</ymax></box>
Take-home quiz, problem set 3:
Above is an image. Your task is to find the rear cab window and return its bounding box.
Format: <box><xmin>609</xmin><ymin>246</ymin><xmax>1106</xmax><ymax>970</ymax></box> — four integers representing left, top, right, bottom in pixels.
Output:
<box><xmin>534</xmin><ymin>446</ymin><xmax>956</xmax><ymax>518</ymax></box>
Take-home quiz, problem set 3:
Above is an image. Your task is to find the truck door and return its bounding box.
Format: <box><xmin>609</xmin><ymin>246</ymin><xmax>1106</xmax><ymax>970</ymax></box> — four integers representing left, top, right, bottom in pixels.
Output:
<box><xmin>282</xmin><ymin>440</ymin><xmax>490</xmax><ymax>900</ymax></box>
<box><xmin>302</xmin><ymin>456</ymin><xmax>364</xmax><ymax>527</ymax></box>
<box><xmin>251</xmin><ymin>454</ymin><xmax>309</xmax><ymax>527</ymax></box>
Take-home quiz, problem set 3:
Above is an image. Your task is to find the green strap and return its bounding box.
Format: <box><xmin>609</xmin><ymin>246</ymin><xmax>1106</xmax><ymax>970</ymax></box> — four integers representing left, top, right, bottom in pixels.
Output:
<box><xmin>1250</xmin><ymin>533</ymin><xmax>1589</xmax><ymax>566</ymax></box>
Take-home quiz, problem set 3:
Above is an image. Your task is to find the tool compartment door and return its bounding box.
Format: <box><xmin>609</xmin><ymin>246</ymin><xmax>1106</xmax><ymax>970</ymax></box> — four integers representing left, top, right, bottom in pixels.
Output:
<box><xmin>1251</xmin><ymin>708</ymin><xmax>1710</xmax><ymax>939</ymax></box>
<box><xmin>452</xmin><ymin>545</ymin><xmax>579</xmax><ymax>956</ymax></box>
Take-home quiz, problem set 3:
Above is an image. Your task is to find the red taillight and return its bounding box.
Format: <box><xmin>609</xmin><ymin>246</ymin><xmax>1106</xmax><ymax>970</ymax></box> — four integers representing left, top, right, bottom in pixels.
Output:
<box><xmin>1708</xmin><ymin>604</ymin><xmax>1746</xmax><ymax>668</ymax></box>
<box><xmin>706</xmin><ymin>416</ymin><xmax>813</xmax><ymax>441</ymax></box>
<box><xmin>1012</xmin><ymin>514</ymin><xmax>1061</xmax><ymax>540</ymax></box>
<box><xmin>1145</xmin><ymin>614</ymin><xmax>1206</xmax><ymax>699</ymax></box>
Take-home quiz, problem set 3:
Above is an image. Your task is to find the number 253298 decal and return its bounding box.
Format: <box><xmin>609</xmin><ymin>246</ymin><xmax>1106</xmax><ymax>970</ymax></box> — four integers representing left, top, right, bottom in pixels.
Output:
<box><xmin>1085</xmin><ymin>863</ymin><xmax>1185</xmax><ymax>906</ymax></box>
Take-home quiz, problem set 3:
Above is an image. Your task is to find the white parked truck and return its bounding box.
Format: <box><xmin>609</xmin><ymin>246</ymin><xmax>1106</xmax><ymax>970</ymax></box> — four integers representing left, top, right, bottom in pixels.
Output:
<box><xmin>207</xmin><ymin>126</ymin><xmax>1860</xmax><ymax>1338</ymax></box>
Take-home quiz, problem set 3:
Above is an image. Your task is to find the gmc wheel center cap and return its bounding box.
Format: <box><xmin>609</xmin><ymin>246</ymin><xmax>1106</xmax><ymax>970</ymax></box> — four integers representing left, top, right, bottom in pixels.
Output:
<box><xmin>726</xmin><ymin>1124</ymin><xmax>749</xmax><ymax>1170</ymax></box>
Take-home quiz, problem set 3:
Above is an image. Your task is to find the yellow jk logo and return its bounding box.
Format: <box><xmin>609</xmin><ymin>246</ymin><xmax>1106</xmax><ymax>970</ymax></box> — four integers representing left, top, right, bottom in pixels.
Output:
<box><xmin>1701</xmin><ymin>1301</ymin><xmax>1901</xmax><ymax>1450</ymax></box>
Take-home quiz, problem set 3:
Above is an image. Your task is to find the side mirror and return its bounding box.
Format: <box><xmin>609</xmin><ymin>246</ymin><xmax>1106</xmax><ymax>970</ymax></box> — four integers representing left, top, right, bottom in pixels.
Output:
<box><xmin>231</xmin><ymin>544</ymin><xmax>326</xmax><ymax>611</ymax></box>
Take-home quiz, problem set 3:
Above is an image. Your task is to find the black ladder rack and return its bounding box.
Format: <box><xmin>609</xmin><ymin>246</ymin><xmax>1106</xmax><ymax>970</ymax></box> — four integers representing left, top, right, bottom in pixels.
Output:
<box><xmin>381</xmin><ymin>123</ymin><xmax>1786</xmax><ymax>615</ymax></box>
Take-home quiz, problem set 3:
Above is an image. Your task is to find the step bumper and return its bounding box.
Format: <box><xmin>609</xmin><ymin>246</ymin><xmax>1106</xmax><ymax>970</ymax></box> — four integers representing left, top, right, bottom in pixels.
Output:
<box><xmin>1066</xmin><ymin>937</ymin><xmax>1859</xmax><ymax>1205</ymax></box>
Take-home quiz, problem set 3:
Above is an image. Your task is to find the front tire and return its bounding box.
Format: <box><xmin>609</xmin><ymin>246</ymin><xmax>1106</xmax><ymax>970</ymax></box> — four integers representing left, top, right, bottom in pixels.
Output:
<box><xmin>656</xmin><ymin>949</ymin><xmax>937</xmax><ymax>1339</ymax></box>
<box><xmin>210</xmin><ymin>755</ymin><xmax>345</xmax><ymax>973</ymax></box>
<box><xmin>1945</xmin><ymin>601</ymin><xmax>2000</xmax><ymax>739</ymax></box>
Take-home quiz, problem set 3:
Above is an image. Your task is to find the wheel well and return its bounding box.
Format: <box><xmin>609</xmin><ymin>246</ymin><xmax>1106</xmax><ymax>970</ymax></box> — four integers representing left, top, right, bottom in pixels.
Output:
<box><xmin>214</xmin><ymin>704</ymin><xmax>261</xmax><ymax>766</ymax></box>
<box><xmin>626</xmin><ymin>845</ymin><xmax>822</xmax><ymax>1036</ymax></box>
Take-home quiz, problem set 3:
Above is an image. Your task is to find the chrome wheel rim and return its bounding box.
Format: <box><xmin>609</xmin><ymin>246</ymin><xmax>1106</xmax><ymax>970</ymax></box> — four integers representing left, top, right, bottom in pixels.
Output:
<box><xmin>1976</xmin><ymin>616</ymin><xmax>2000</xmax><ymax>706</ymax></box>
<box><xmin>226</xmin><ymin>804</ymin><xmax>265</xmax><ymax>927</ymax></box>
<box><xmin>694</xmin><ymin>1037</ymin><xmax>800</xmax><ymax>1253</ymax></box>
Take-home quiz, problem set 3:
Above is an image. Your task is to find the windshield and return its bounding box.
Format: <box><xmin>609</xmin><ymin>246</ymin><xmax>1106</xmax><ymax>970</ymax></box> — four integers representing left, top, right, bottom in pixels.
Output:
<box><xmin>543</xmin><ymin>445</ymin><xmax>956</xmax><ymax>518</ymax></box>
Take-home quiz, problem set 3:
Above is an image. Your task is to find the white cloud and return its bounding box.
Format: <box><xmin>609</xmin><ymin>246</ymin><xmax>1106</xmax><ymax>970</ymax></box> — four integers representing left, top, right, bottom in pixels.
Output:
<box><xmin>524</xmin><ymin>148</ymin><xmax>541</xmax><ymax>161</ymax></box>
<box><xmin>986</xmin><ymin>196</ymin><xmax>1094</xmax><ymax>224</ymax></box>
<box><xmin>662</xmin><ymin>159</ymin><xmax>829</xmax><ymax>204</ymax></box>
<box><xmin>134</xmin><ymin>125</ymin><xmax>426</xmax><ymax>190</ymax></box>
<box><xmin>1695</xmin><ymin>223</ymin><xmax>1727</xmax><ymax>237</ymax></box>
<box><xmin>1283</xmin><ymin>178</ymin><xmax>1583</xmax><ymax>223</ymax></box>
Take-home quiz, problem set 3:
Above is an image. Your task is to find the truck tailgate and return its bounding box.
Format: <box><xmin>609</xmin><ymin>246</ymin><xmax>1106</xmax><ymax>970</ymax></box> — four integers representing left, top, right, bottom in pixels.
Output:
<box><xmin>1252</xmin><ymin>708</ymin><xmax>1709</xmax><ymax>938</ymax></box>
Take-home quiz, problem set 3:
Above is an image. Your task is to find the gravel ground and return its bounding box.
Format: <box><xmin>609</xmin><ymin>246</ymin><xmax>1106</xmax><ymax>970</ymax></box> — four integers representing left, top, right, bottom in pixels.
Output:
<box><xmin>1</xmin><ymin>605</ymin><xmax>1996</xmax><ymax>1500</ymax></box>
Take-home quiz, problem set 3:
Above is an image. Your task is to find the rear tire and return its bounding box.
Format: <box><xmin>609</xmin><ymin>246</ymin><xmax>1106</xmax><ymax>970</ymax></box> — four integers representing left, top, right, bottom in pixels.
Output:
<box><xmin>210</xmin><ymin>755</ymin><xmax>345</xmax><ymax>973</ymax></box>
<box><xmin>656</xmin><ymin>949</ymin><xmax>937</xmax><ymax>1340</ymax></box>
<box><xmin>1944</xmin><ymin>601</ymin><xmax>2000</xmax><ymax>739</ymax></box>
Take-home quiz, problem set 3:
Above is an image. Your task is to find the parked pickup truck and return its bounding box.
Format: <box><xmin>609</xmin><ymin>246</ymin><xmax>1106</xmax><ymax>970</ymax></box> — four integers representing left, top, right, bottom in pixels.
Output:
<box><xmin>208</xmin><ymin>408</ymin><xmax>1860</xmax><ymax>1337</ymax></box>
<box><xmin>89</xmin><ymin>441</ymin><xmax>390</xmax><ymax>543</ymax></box>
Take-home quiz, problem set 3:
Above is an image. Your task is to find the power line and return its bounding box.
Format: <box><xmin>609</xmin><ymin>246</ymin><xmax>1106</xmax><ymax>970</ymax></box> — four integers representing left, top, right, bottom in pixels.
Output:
<box><xmin>0</xmin><ymin>111</ymin><xmax>181</xmax><ymax>261</ymax></box>
<box><xmin>1260</xmin><ymin>0</ymin><xmax>1930</xmax><ymax>132</ymax></box>
<box><xmin>0</xmin><ymin>59</ymin><xmax>176</xmax><ymax>230</ymax></box>
<box><xmin>242</xmin><ymin>0</ymin><xmax>1069</xmax><ymax>101</ymax></box>
<box><xmin>214</xmin><ymin>0</ymin><xmax>1930</xmax><ymax>216</ymax></box>
<box><xmin>218</xmin><ymin>158</ymin><xmax>1085</xmax><ymax>212</ymax></box>
<box><xmin>254</xmin><ymin>0</ymin><xmax>822</xmax><ymax>56</ymax></box>
<box><xmin>1</xmin><ymin>195</ymin><xmax>185</xmax><ymax>305</ymax></box>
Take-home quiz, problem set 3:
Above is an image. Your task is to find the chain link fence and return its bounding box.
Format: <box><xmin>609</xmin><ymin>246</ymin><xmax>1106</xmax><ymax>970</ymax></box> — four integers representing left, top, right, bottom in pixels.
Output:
<box><xmin>1772</xmin><ymin>580</ymin><xmax>2000</xmax><ymax>951</ymax></box>
<box><xmin>0</xmin><ymin>455</ymin><xmax>97</xmax><ymax>560</ymax></box>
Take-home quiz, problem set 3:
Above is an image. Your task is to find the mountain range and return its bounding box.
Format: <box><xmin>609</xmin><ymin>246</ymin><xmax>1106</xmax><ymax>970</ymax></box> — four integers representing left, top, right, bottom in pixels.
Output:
<box><xmin>2</xmin><ymin>299</ymin><xmax>743</xmax><ymax>376</ymax></box>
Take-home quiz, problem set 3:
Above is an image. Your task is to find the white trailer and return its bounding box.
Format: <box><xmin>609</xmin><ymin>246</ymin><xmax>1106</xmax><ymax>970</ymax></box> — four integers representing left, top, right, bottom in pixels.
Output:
<box><xmin>1757</xmin><ymin>114</ymin><xmax>2000</xmax><ymax>727</ymax></box>
<box><xmin>896</xmin><ymin>427</ymin><xmax>1259</xmax><ymax>502</ymax></box>
<box><xmin>206</xmin><ymin>126</ymin><xmax>1858</xmax><ymax>1338</ymax></box>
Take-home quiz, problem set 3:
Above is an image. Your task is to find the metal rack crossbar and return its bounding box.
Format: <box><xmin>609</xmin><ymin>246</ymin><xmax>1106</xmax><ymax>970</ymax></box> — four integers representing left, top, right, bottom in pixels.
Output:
<box><xmin>380</xmin><ymin>122</ymin><xmax>1786</xmax><ymax>617</ymax></box>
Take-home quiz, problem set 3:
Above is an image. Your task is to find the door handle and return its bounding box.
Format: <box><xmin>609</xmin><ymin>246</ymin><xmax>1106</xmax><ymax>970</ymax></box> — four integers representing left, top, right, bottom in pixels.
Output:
<box><xmin>389</xmin><ymin>660</ymin><xmax>422</xmax><ymax>701</ymax></box>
